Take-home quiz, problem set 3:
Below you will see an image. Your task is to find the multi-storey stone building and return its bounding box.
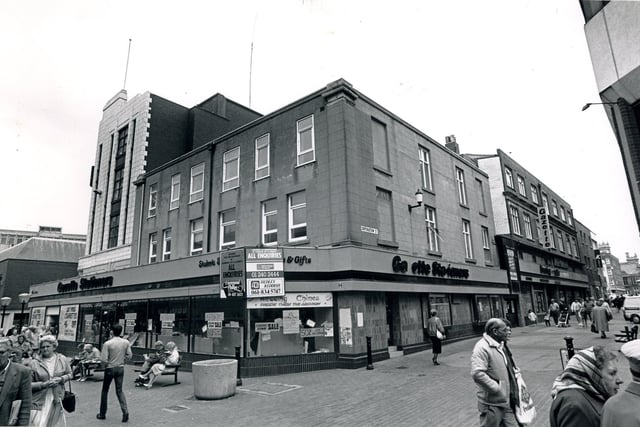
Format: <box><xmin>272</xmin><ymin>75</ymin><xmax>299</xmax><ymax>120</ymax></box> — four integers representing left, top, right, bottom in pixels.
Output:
<box><xmin>621</xmin><ymin>253</ymin><xmax>640</xmax><ymax>295</ymax></box>
<box><xmin>0</xmin><ymin>226</ymin><xmax>84</xmax><ymax>251</ymax></box>
<box><xmin>599</xmin><ymin>242</ymin><xmax>626</xmax><ymax>295</ymax></box>
<box><xmin>30</xmin><ymin>79</ymin><xmax>510</xmax><ymax>375</ymax></box>
<box><xmin>575</xmin><ymin>219</ymin><xmax>605</xmax><ymax>298</ymax></box>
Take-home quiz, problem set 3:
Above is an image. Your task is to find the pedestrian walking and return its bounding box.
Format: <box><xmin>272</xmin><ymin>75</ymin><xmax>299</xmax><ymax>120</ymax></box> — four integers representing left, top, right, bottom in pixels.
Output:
<box><xmin>583</xmin><ymin>297</ymin><xmax>594</xmax><ymax>324</ymax></box>
<box><xmin>570</xmin><ymin>300</ymin><xmax>583</xmax><ymax>327</ymax></box>
<box><xmin>527</xmin><ymin>309</ymin><xmax>537</xmax><ymax>326</ymax></box>
<box><xmin>470</xmin><ymin>318</ymin><xmax>519</xmax><ymax>426</ymax></box>
<box><xmin>0</xmin><ymin>338</ymin><xmax>32</xmax><ymax>426</ymax></box>
<box><xmin>97</xmin><ymin>324</ymin><xmax>132</xmax><ymax>423</ymax></box>
<box><xmin>549</xmin><ymin>299</ymin><xmax>560</xmax><ymax>326</ymax></box>
<box><xmin>426</xmin><ymin>310</ymin><xmax>445</xmax><ymax>366</ymax></box>
<box><xmin>601</xmin><ymin>340</ymin><xmax>640</xmax><ymax>426</ymax></box>
<box><xmin>592</xmin><ymin>299</ymin><xmax>611</xmax><ymax>339</ymax></box>
<box><xmin>29</xmin><ymin>335</ymin><xmax>73</xmax><ymax>427</ymax></box>
<box><xmin>549</xmin><ymin>345</ymin><xmax>621</xmax><ymax>427</ymax></box>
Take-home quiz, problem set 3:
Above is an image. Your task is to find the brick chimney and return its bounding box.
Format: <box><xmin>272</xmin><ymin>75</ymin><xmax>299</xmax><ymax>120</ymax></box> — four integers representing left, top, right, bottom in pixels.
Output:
<box><xmin>445</xmin><ymin>135</ymin><xmax>459</xmax><ymax>154</ymax></box>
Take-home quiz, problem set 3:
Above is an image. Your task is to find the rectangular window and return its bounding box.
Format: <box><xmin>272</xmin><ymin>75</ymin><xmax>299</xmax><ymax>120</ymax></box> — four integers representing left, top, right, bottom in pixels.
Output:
<box><xmin>425</xmin><ymin>207</ymin><xmax>439</xmax><ymax>252</ymax></box>
<box><xmin>476</xmin><ymin>179</ymin><xmax>486</xmax><ymax>214</ymax></box>
<box><xmin>549</xmin><ymin>228</ymin><xmax>556</xmax><ymax>249</ymax></box>
<box><xmin>552</xmin><ymin>200</ymin><xmax>558</xmax><ymax>216</ymax></box>
<box><xmin>376</xmin><ymin>188</ymin><xmax>394</xmax><ymax>242</ymax></box>
<box><xmin>255</xmin><ymin>134</ymin><xmax>270</xmax><ymax>180</ymax></box>
<box><xmin>148</xmin><ymin>183</ymin><xmax>157</xmax><ymax>217</ymax></box>
<box><xmin>117</xmin><ymin>126</ymin><xmax>128</xmax><ymax>158</ymax></box>
<box><xmin>189</xmin><ymin>163</ymin><xmax>205</xmax><ymax>203</ymax></box>
<box><xmin>112</xmin><ymin>168</ymin><xmax>124</xmax><ymax>202</ymax></box>
<box><xmin>557</xmin><ymin>230</ymin><xmax>565</xmax><ymax>252</ymax></box>
<box><xmin>162</xmin><ymin>228</ymin><xmax>171</xmax><ymax>261</ymax></box>
<box><xmin>523</xmin><ymin>213</ymin><xmax>533</xmax><ymax>239</ymax></box>
<box><xmin>531</xmin><ymin>185</ymin><xmax>539</xmax><ymax>204</ymax></box>
<box><xmin>107</xmin><ymin>214</ymin><xmax>119</xmax><ymax>248</ymax></box>
<box><xmin>567</xmin><ymin>211</ymin><xmax>573</xmax><ymax>226</ymax></box>
<box><xmin>190</xmin><ymin>218</ymin><xmax>204</xmax><ymax>255</ymax></box>
<box><xmin>223</xmin><ymin>147</ymin><xmax>240</xmax><ymax>191</ymax></box>
<box><xmin>220</xmin><ymin>209</ymin><xmax>236</xmax><ymax>249</ymax></box>
<box><xmin>372</xmin><ymin>118</ymin><xmax>389</xmax><ymax>171</ymax></box>
<box><xmin>565</xmin><ymin>235</ymin><xmax>572</xmax><ymax>255</ymax></box>
<box><xmin>571</xmin><ymin>237</ymin><xmax>578</xmax><ymax>256</ymax></box>
<box><xmin>419</xmin><ymin>147</ymin><xmax>433</xmax><ymax>191</ymax></box>
<box><xmin>456</xmin><ymin>168</ymin><xmax>467</xmax><ymax>205</ymax></box>
<box><xmin>262</xmin><ymin>199</ymin><xmax>278</xmax><ymax>246</ymax></box>
<box><xmin>149</xmin><ymin>232</ymin><xmax>157</xmax><ymax>263</ymax></box>
<box><xmin>462</xmin><ymin>220</ymin><xmax>473</xmax><ymax>259</ymax></box>
<box><xmin>560</xmin><ymin>206</ymin><xmax>566</xmax><ymax>222</ymax></box>
<box><xmin>505</xmin><ymin>167</ymin><xmax>514</xmax><ymax>188</ymax></box>
<box><xmin>509</xmin><ymin>206</ymin><xmax>521</xmax><ymax>235</ymax></box>
<box><xmin>288</xmin><ymin>191</ymin><xmax>307</xmax><ymax>241</ymax></box>
<box><xmin>296</xmin><ymin>115</ymin><xmax>315</xmax><ymax>166</ymax></box>
<box><xmin>482</xmin><ymin>226</ymin><xmax>492</xmax><ymax>264</ymax></box>
<box><xmin>536</xmin><ymin>220</ymin><xmax>543</xmax><ymax>244</ymax></box>
<box><xmin>170</xmin><ymin>174</ymin><xmax>180</xmax><ymax>210</ymax></box>
<box><xmin>542</xmin><ymin>193</ymin><xmax>549</xmax><ymax>210</ymax></box>
<box><xmin>517</xmin><ymin>175</ymin><xmax>526</xmax><ymax>196</ymax></box>
<box><xmin>429</xmin><ymin>295</ymin><xmax>451</xmax><ymax>326</ymax></box>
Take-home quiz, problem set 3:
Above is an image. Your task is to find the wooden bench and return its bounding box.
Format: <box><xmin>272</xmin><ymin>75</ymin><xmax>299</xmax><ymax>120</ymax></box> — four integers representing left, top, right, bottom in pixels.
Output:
<box><xmin>133</xmin><ymin>358</ymin><xmax>182</xmax><ymax>387</ymax></box>
<box><xmin>615</xmin><ymin>325</ymin><xmax>638</xmax><ymax>343</ymax></box>
<box><xmin>83</xmin><ymin>361</ymin><xmax>105</xmax><ymax>379</ymax></box>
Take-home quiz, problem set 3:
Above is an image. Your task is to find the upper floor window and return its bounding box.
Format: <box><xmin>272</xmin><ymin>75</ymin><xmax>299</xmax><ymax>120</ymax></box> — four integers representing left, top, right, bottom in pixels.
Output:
<box><xmin>149</xmin><ymin>232</ymin><xmax>157</xmax><ymax>263</ymax></box>
<box><xmin>296</xmin><ymin>115</ymin><xmax>315</xmax><ymax>166</ymax></box>
<box><xmin>148</xmin><ymin>183</ymin><xmax>157</xmax><ymax>217</ymax></box>
<box><xmin>376</xmin><ymin>188</ymin><xmax>394</xmax><ymax>242</ymax></box>
<box><xmin>456</xmin><ymin>168</ymin><xmax>467</xmax><ymax>205</ymax></box>
<box><xmin>531</xmin><ymin>185</ymin><xmax>539</xmax><ymax>204</ymax></box>
<box><xmin>509</xmin><ymin>206</ymin><xmax>521</xmax><ymax>235</ymax></box>
<box><xmin>523</xmin><ymin>213</ymin><xmax>533</xmax><ymax>240</ymax></box>
<box><xmin>116</xmin><ymin>126</ymin><xmax>128</xmax><ymax>158</ymax></box>
<box><xmin>372</xmin><ymin>118</ymin><xmax>390</xmax><ymax>171</ymax></box>
<box><xmin>419</xmin><ymin>147</ymin><xmax>433</xmax><ymax>191</ymax></box>
<box><xmin>190</xmin><ymin>218</ymin><xmax>204</xmax><ymax>255</ymax></box>
<box><xmin>107</xmin><ymin>214</ymin><xmax>119</xmax><ymax>249</ymax></box>
<box><xmin>476</xmin><ymin>179</ymin><xmax>486</xmax><ymax>214</ymax></box>
<box><xmin>220</xmin><ymin>209</ymin><xmax>236</xmax><ymax>249</ymax></box>
<box><xmin>517</xmin><ymin>175</ymin><xmax>526</xmax><ymax>196</ymax></box>
<box><xmin>289</xmin><ymin>191</ymin><xmax>307</xmax><ymax>241</ymax></box>
<box><xmin>560</xmin><ymin>206</ymin><xmax>566</xmax><ymax>222</ymax></box>
<box><xmin>190</xmin><ymin>163</ymin><xmax>205</xmax><ymax>203</ymax></box>
<box><xmin>255</xmin><ymin>134</ymin><xmax>270</xmax><ymax>180</ymax></box>
<box><xmin>552</xmin><ymin>200</ymin><xmax>559</xmax><ymax>216</ymax></box>
<box><xmin>557</xmin><ymin>230</ymin><xmax>565</xmax><ymax>252</ymax></box>
<box><xmin>565</xmin><ymin>234</ymin><xmax>572</xmax><ymax>256</ymax></box>
<box><xmin>482</xmin><ymin>226</ymin><xmax>492</xmax><ymax>264</ymax></box>
<box><xmin>162</xmin><ymin>228</ymin><xmax>172</xmax><ymax>261</ymax></box>
<box><xmin>505</xmin><ymin>167</ymin><xmax>514</xmax><ymax>188</ymax></box>
<box><xmin>541</xmin><ymin>193</ymin><xmax>549</xmax><ymax>210</ymax></box>
<box><xmin>567</xmin><ymin>211</ymin><xmax>573</xmax><ymax>226</ymax></box>
<box><xmin>223</xmin><ymin>147</ymin><xmax>240</xmax><ymax>191</ymax></box>
<box><xmin>536</xmin><ymin>219</ymin><xmax>543</xmax><ymax>244</ymax></box>
<box><xmin>462</xmin><ymin>220</ymin><xmax>473</xmax><ymax>259</ymax></box>
<box><xmin>170</xmin><ymin>174</ymin><xmax>180</xmax><ymax>210</ymax></box>
<box><xmin>425</xmin><ymin>207</ymin><xmax>439</xmax><ymax>252</ymax></box>
<box><xmin>112</xmin><ymin>168</ymin><xmax>124</xmax><ymax>203</ymax></box>
<box><xmin>549</xmin><ymin>227</ymin><xmax>556</xmax><ymax>249</ymax></box>
<box><xmin>262</xmin><ymin>199</ymin><xmax>278</xmax><ymax>246</ymax></box>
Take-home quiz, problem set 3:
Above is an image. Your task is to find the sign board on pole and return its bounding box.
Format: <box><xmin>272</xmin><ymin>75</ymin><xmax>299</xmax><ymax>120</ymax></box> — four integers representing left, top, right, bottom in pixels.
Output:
<box><xmin>59</xmin><ymin>305</ymin><xmax>79</xmax><ymax>342</ymax></box>
<box><xmin>220</xmin><ymin>249</ymin><xmax>245</xmax><ymax>297</ymax></box>
<box><xmin>246</xmin><ymin>248</ymin><xmax>285</xmax><ymax>298</ymax></box>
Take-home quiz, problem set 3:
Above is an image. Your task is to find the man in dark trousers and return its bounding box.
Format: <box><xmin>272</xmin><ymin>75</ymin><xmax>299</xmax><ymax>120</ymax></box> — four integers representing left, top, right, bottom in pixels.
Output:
<box><xmin>97</xmin><ymin>324</ymin><xmax>132</xmax><ymax>423</ymax></box>
<box><xmin>0</xmin><ymin>337</ymin><xmax>32</xmax><ymax>425</ymax></box>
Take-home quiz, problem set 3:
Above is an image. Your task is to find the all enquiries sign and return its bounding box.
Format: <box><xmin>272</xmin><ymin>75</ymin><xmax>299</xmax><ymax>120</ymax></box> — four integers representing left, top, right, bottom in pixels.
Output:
<box><xmin>246</xmin><ymin>248</ymin><xmax>285</xmax><ymax>298</ymax></box>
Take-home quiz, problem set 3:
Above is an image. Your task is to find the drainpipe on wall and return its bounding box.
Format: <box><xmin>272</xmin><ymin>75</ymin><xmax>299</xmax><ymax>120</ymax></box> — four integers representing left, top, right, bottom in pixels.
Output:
<box><xmin>206</xmin><ymin>142</ymin><xmax>215</xmax><ymax>253</ymax></box>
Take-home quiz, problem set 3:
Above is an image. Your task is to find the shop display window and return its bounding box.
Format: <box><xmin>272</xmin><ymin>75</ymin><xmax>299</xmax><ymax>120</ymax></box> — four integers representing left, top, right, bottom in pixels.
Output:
<box><xmin>248</xmin><ymin>307</ymin><xmax>334</xmax><ymax>357</ymax></box>
<box><xmin>147</xmin><ymin>298</ymin><xmax>189</xmax><ymax>351</ymax></box>
<box><xmin>429</xmin><ymin>294</ymin><xmax>451</xmax><ymax>326</ymax></box>
<box><xmin>476</xmin><ymin>296</ymin><xmax>491</xmax><ymax>322</ymax></box>
<box><xmin>117</xmin><ymin>300</ymin><xmax>149</xmax><ymax>348</ymax></box>
<box><xmin>450</xmin><ymin>295</ymin><xmax>472</xmax><ymax>325</ymax></box>
<box><xmin>490</xmin><ymin>296</ymin><xmax>503</xmax><ymax>318</ymax></box>
<box><xmin>190</xmin><ymin>296</ymin><xmax>244</xmax><ymax>356</ymax></box>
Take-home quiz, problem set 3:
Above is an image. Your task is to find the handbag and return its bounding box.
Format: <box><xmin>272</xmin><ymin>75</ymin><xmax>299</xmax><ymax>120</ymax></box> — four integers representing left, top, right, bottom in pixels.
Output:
<box><xmin>606</xmin><ymin>310</ymin><xmax>613</xmax><ymax>321</ymax></box>
<box><xmin>591</xmin><ymin>323</ymin><xmax>598</xmax><ymax>334</ymax></box>
<box><xmin>61</xmin><ymin>380</ymin><xmax>76</xmax><ymax>413</ymax></box>
<box><xmin>514</xmin><ymin>371</ymin><xmax>536</xmax><ymax>425</ymax></box>
<box><xmin>436</xmin><ymin>330</ymin><xmax>444</xmax><ymax>340</ymax></box>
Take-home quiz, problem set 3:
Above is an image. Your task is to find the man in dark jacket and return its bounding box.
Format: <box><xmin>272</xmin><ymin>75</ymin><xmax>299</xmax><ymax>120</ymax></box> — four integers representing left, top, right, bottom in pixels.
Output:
<box><xmin>0</xmin><ymin>338</ymin><xmax>32</xmax><ymax>425</ymax></box>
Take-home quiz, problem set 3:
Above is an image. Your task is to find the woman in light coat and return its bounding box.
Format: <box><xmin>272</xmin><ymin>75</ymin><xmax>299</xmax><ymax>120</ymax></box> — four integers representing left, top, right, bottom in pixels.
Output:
<box><xmin>592</xmin><ymin>299</ymin><xmax>610</xmax><ymax>339</ymax></box>
<box><xmin>29</xmin><ymin>335</ymin><xmax>72</xmax><ymax>426</ymax></box>
<box><xmin>426</xmin><ymin>310</ymin><xmax>446</xmax><ymax>366</ymax></box>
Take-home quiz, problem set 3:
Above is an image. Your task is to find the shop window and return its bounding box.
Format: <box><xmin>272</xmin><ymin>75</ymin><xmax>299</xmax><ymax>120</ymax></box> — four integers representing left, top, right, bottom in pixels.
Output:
<box><xmin>248</xmin><ymin>306</ymin><xmax>334</xmax><ymax>357</ymax></box>
<box><xmin>450</xmin><ymin>295</ymin><xmax>472</xmax><ymax>325</ymax></box>
<box><xmin>476</xmin><ymin>296</ymin><xmax>491</xmax><ymax>322</ymax></box>
<box><xmin>148</xmin><ymin>297</ymin><xmax>190</xmax><ymax>352</ymax></box>
<box><xmin>190</xmin><ymin>296</ymin><xmax>244</xmax><ymax>356</ymax></box>
<box><xmin>118</xmin><ymin>300</ymin><xmax>150</xmax><ymax>348</ymax></box>
<box><xmin>490</xmin><ymin>296</ymin><xmax>503</xmax><ymax>318</ymax></box>
<box><xmin>429</xmin><ymin>294</ymin><xmax>451</xmax><ymax>326</ymax></box>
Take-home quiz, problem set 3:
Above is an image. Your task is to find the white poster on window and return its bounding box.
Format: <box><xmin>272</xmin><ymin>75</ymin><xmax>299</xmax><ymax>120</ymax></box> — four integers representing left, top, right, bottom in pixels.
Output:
<box><xmin>30</xmin><ymin>307</ymin><xmax>45</xmax><ymax>328</ymax></box>
<box><xmin>282</xmin><ymin>310</ymin><xmax>300</xmax><ymax>334</ymax></box>
<box><xmin>58</xmin><ymin>305</ymin><xmax>79</xmax><ymax>342</ymax></box>
<box><xmin>339</xmin><ymin>308</ymin><xmax>353</xmax><ymax>346</ymax></box>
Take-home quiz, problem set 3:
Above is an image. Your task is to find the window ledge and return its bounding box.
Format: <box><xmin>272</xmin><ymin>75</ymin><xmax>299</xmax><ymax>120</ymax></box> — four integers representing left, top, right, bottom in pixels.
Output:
<box><xmin>295</xmin><ymin>160</ymin><xmax>316</xmax><ymax>169</ymax></box>
<box><xmin>189</xmin><ymin>198</ymin><xmax>203</xmax><ymax>205</ymax></box>
<box><xmin>479</xmin><ymin>212</ymin><xmax>488</xmax><ymax>218</ymax></box>
<box><xmin>459</xmin><ymin>204</ymin><xmax>470</xmax><ymax>209</ymax></box>
<box><xmin>373</xmin><ymin>166</ymin><xmax>392</xmax><ymax>177</ymax></box>
<box><xmin>287</xmin><ymin>239</ymin><xmax>310</xmax><ymax>246</ymax></box>
<box><xmin>427</xmin><ymin>250</ymin><xmax>442</xmax><ymax>257</ymax></box>
<box><xmin>465</xmin><ymin>258</ymin><xmax>477</xmax><ymax>264</ymax></box>
<box><xmin>377</xmin><ymin>239</ymin><xmax>399</xmax><ymax>248</ymax></box>
<box><xmin>422</xmin><ymin>188</ymin><xmax>436</xmax><ymax>196</ymax></box>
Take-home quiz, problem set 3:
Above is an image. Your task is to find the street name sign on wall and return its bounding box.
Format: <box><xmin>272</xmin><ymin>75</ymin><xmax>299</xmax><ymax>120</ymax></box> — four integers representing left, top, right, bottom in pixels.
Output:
<box><xmin>246</xmin><ymin>248</ymin><xmax>284</xmax><ymax>298</ymax></box>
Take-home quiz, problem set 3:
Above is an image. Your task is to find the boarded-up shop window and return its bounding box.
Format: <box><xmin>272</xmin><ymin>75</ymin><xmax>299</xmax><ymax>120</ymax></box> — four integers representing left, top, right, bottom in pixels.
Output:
<box><xmin>450</xmin><ymin>295</ymin><xmax>472</xmax><ymax>325</ymax></box>
<box><xmin>476</xmin><ymin>296</ymin><xmax>491</xmax><ymax>322</ymax></box>
<box><xmin>429</xmin><ymin>294</ymin><xmax>451</xmax><ymax>326</ymax></box>
<box><xmin>490</xmin><ymin>296</ymin><xmax>503</xmax><ymax>318</ymax></box>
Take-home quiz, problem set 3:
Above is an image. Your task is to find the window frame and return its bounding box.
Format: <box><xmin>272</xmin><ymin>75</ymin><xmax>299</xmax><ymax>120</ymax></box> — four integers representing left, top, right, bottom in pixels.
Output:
<box><xmin>262</xmin><ymin>199</ymin><xmax>278</xmax><ymax>246</ymax></box>
<box><xmin>523</xmin><ymin>213</ymin><xmax>533</xmax><ymax>239</ymax></box>
<box><xmin>455</xmin><ymin>167</ymin><xmax>467</xmax><ymax>206</ymax></box>
<box><xmin>560</xmin><ymin>206</ymin><xmax>566</xmax><ymax>222</ymax></box>
<box><xmin>222</xmin><ymin>147</ymin><xmax>240</xmax><ymax>192</ymax></box>
<box><xmin>371</xmin><ymin>117</ymin><xmax>390</xmax><ymax>171</ymax></box>
<box><xmin>425</xmin><ymin>206</ymin><xmax>439</xmax><ymax>252</ymax></box>
<box><xmin>190</xmin><ymin>218</ymin><xmax>204</xmax><ymax>256</ymax></box>
<box><xmin>189</xmin><ymin>163</ymin><xmax>205</xmax><ymax>203</ymax></box>
<box><xmin>552</xmin><ymin>200</ymin><xmax>559</xmax><ymax>216</ymax></box>
<box><xmin>517</xmin><ymin>175</ymin><xmax>526</xmax><ymax>196</ymax></box>
<box><xmin>254</xmin><ymin>133</ymin><xmax>270</xmax><ymax>181</ymax></box>
<box><xmin>162</xmin><ymin>228</ymin><xmax>171</xmax><ymax>261</ymax></box>
<box><xmin>505</xmin><ymin>167</ymin><xmax>514</xmax><ymax>189</ymax></box>
<box><xmin>296</xmin><ymin>115</ymin><xmax>315</xmax><ymax>166</ymax></box>
<box><xmin>148</xmin><ymin>183</ymin><xmax>157</xmax><ymax>218</ymax></box>
<box><xmin>419</xmin><ymin>147</ymin><xmax>433</xmax><ymax>191</ymax></box>
<box><xmin>288</xmin><ymin>191</ymin><xmax>307</xmax><ymax>242</ymax></box>
<box><xmin>219</xmin><ymin>209</ymin><xmax>236</xmax><ymax>250</ymax></box>
<box><xmin>476</xmin><ymin>179</ymin><xmax>487</xmax><ymax>214</ymax></box>
<box><xmin>149</xmin><ymin>232</ymin><xmax>158</xmax><ymax>264</ymax></box>
<box><xmin>531</xmin><ymin>185</ymin><xmax>539</xmax><ymax>204</ymax></box>
<box><xmin>170</xmin><ymin>174</ymin><xmax>180</xmax><ymax>211</ymax></box>
<box><xmin>481</xmin><ymin>226</ymin><xmax>492</xmax><ymax>264</ymax></box>
<box><xmin>509</xmin><ymin>205</ymin><xmax>521</xmax><ymax>235</ymax></box>
<box><xmin>462</xmin><ymin>220</ymin><xmax>474</xmax><ymax>259</ymax></box>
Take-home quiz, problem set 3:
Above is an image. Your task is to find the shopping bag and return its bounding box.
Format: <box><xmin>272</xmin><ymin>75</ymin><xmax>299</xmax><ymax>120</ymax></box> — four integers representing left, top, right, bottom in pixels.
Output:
<box><xmin>514</xmin><ymin>371</ymin><xmax>536</xmax><ymax>425</ymax></box>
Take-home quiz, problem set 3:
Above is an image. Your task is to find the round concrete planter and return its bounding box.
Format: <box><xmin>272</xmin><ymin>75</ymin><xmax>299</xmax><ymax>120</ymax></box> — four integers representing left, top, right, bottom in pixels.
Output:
<box><xmin>192</xmin><ymin>359</ymin><xmax>237</xmax><ymax>400</ymax></box>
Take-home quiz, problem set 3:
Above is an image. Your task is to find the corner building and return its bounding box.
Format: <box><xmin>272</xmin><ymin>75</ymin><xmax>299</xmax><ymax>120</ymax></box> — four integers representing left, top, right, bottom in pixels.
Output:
<box><xmin>30</xmin><ymin>79</ymin><xmax>509</xmax><ymax>375</ymax></box>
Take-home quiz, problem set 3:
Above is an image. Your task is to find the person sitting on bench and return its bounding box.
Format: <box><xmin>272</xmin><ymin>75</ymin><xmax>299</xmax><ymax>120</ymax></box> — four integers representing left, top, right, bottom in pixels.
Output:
<box><xmin>78</xmin><ymin>343</ymin><xmax>101</xmax><ymax>381</ymax></box>
<box><xmin>137</xmin><ymin>341</ymin><xmax>165</xmax><ymax>377</ymax></box>
<box><xmin>137</xmin><ymin>341</ymin><xmax>179</xmax><ymax>389</ymax></box>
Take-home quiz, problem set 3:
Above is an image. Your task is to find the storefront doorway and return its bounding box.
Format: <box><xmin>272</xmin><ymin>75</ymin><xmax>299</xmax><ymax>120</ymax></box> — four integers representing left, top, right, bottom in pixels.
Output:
<box><xmin>385</xmin><ymin>294</ymin><xmax>399</xmax><ymax>347</ymax></box>
<box><xmin>503</xmin><ymin>297</ymin><xmax>520</xmax><ymax>327</ymax></box>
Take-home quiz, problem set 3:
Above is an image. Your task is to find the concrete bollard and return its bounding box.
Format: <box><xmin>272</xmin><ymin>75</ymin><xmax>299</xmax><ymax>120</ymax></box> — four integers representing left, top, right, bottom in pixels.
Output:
<box><xmin>366</xmin><ymin>336</ymin><xmax>374</xmax><ymax>370</ymax></box>
<box><xmin>564</xmin><ymin>336</ymin><xmax>575</xmax><ymax>360</ymax></box>
<box><xmin>193</xmin><ymin>359</ymin><xmax>238</xmax><ymax>400</ymax></box>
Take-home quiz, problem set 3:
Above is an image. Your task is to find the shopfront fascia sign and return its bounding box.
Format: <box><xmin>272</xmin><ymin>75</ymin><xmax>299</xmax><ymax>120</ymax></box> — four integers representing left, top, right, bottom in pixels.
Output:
<box><xmin>540</xmin><ymin>265</ymin><xmax>560</xmax><ymax>277</ymax></box>
<box><xmin>57</xmin><ymin>276</ymin><xmax>114</xmax><ymax>293</ymax></box>
<box><xmin>198</xmin><ymin>257</ymin><xmax>220</xmax><ymax>268</ymax></box>
<box><xmin>391</xmin><ymin>256</ymin><xmax>469</xmax><ymax>279</ymax></box>
<box><xmin>246</xmin><ymin>292</ymin><xmax>333</xmax><ymax>309</ymax></box>
<box><xmin>537</xmin><ymin>207</ymin><xmax>552</xmax><ymax>249</ymax></box>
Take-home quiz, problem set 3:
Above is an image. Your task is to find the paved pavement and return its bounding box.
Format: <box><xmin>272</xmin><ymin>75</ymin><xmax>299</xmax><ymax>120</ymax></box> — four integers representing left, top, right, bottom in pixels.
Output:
<box><xmin>60</xmin><ymin>312</ymin><xmax>635</xmax><ymax>426</ymax></box>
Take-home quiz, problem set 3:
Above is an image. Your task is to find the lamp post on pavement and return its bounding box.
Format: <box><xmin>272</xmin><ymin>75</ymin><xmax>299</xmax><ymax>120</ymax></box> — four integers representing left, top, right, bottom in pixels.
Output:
<box><xmin>18</xmin><ymin>293</ymin><xmax>30</xmax><ymax>331</ymax></box>
<box><xmin>0</xmin><ymin>297</ymin><xmax>11</xmax><ymax>330</ymax></box>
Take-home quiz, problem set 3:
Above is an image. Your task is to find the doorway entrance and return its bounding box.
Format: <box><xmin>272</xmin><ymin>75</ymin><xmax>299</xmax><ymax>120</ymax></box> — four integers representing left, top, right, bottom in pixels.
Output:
<box><xmin>503</xmin><ymin>297</ymin><xmax>520</xmax><ymax>327</ymax></box>
<box><xmin>385</xmin><ymin>294</ymin><xmax>399</xmax><ymax>346</ymax></box>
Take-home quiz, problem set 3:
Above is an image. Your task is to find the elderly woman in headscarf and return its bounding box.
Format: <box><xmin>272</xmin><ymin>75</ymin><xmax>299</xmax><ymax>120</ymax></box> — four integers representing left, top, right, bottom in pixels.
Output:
<box><xmin>138</xmin><ymin>341</ymin><xmax>179</xmax><ymax>389</ymax></box>
<box><xmin>592</xmin><ymin>299</ymin><xmax>611</xmax><ymax>339</ymax></box>
<box><xmin>549</xmin><ymin>345</ymin><xmax>622</xmax><ymax>427</ymax></box>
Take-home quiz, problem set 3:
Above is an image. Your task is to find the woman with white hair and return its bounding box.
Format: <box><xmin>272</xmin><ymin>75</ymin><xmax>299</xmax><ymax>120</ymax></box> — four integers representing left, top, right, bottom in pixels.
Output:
<box><xmin>29</xmin><ymin>335</ymin><xmax>72</xmax><ymax>426</ymax></box>
<box><xmin>139</xmin><ymin>341</ymin><xmax>179</xmax><ymax>389</ymax></box>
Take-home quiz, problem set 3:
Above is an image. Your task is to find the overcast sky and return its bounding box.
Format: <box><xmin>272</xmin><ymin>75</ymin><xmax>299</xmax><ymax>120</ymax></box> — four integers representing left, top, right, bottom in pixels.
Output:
<box><xmin>0</xmin><ymin>0</ymin><xmax>636</xmax><ymax>260</ymax></box>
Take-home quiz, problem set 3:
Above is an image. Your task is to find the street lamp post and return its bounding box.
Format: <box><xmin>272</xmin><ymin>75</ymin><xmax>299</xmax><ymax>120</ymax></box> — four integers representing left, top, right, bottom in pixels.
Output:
<box><xmin>18</xmin><ymin>293</ymin><xmax>30</xmax><ymax>332</ymax></box>
<box><xmin>0</xmin><ymin>297</ymin><xmax>11</xmax><ymax>330</ymax></box>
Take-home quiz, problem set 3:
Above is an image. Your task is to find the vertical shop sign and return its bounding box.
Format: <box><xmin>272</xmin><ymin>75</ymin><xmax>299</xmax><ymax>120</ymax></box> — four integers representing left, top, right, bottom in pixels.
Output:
<box><xmin>246</xmin><ymin>248</ymin><xmax>284</xmax><ymax>298</ymax></box>
<box><xmin>59</xmin><ymin>305</ymin><xmax>79</xmax><ymax>342</ymax></box>
<box><xmin>220</xmin><ymin>249</ymin><xmax>245</xmax><ymax>297</ymax></box>
<box><xmin>537</xmin><ymin>207</ymin><xmax>552</xmax><ymax>248</ymax></box>
<box><xmin>282</xmin><ymin>310</ymin><xmax>300</xmax><ymax>334</ymax></box>
<box><xmin>506</xmin><ymin>248</ymin><xmax>518</xmax><ymax>282</ymax></box>
<box><xmin>30</xmin><ymin>307</ymin><xmax>45</xmax><ymax>327</ymax></box>
<box><xmin>339</xmin><ymin>308</ymin><xmax>353</xmax><ymax>347</ymax></box>
<box><xmin>205</xmin><ymin>312</ymin><xmax>224</xmax><ymax>338</ymax></box>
